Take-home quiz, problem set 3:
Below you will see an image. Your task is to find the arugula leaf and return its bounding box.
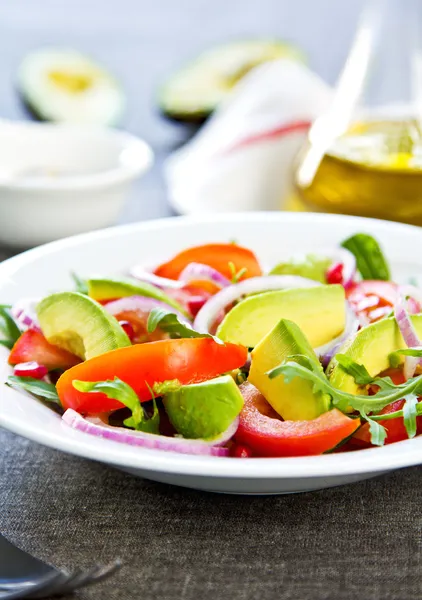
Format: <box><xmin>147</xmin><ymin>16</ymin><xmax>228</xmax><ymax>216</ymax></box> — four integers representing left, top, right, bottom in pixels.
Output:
<box><xmin>0</xmin><ymin>307</ymin><xmax>21</xmax><ymax>348</ymax></box>
<box><xmin>268</xmin><ymin>355</ymin><xmax>422</xmax><ymax>445</ymax></box>
<box><xmin>147</xmin><ymin>307</ymin><xmax>223</xmax><ymax>344</ymax></box>
<box><xmin>403</xmin><ymin>394</ymin><xmax>419</xmax><ymax>438</ymax></box>
<box><xmin>362</xmin><ymin>413</ymin><xmax>387</xmax><ymax>446</ymax></box>
<box><xmin>341</xmin><ymin>233</ymin><xmax>390</xmax><ymax>280</ymax></box>
<box><xmin>72</xmin><ymin>377</ymin><xmax>160</xmax><ymax>434</ymax></box>
<box><xmin>7</xmin><ymin>376</ymin><xmax>61</xmax><ymax>405</ymax></box>
<box><xmin>389</xmin><ymin>347</ymin><xmax>422</xmax><ymax>368</ymax></box>
<box><xmin>71</xmin><ymin>272</ymin><xmax>88</xmax><ymax>295</ymax></box>
<box><xmin>335</xmin><ymin>354</ymin><xmax>374</xmax><ymax>385</ymax></box>
<box><xmin>370</xmin><ymin>402</ymin><xmax>422</xmax><ymax>421</ymax></box>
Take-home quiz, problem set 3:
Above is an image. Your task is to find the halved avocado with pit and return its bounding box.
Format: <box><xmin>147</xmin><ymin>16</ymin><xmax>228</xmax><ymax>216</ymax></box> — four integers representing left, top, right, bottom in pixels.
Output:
<box><xmin>37</xmin><ymin>292</ymin><xmax>131</xmax><ymax>360</ymax></box>
<box><xmin>158</xmin><ymin>39</ymin><xmax>306</xmax><ymax>123</ymax></box>
<box><xmin>17</xmin><ymin>48</ymin><xmax>125</xmax><ymax>125</ymax></box>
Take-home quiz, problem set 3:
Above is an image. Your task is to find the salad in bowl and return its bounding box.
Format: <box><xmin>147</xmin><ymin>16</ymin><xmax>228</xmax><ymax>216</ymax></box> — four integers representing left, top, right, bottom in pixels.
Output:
<box><xmin>4</xmin><ymin>231</ymin><xmax>422</xmax><ymax>459</ymax></box>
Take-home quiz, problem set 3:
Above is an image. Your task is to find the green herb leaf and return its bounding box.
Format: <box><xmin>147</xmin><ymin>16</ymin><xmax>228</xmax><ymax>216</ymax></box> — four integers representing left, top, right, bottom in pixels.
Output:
<box><xmin>0</xmin><ymin>307</ymin><xmax>21</xmax><ymax>347</ymax></box>
<box><xmin>228</xmin><ymin>261</ymin><xmax>248</xmax><ymax>284</ymax></box>
<box><xmin>267</xmin><ymin>354</ymin><xmax>422</xmax><ymax>445</ymax></box>
<box><xmin>0</xmin><ymin>340</ymin><xmax>14</xmax><ymax>350</ymax></box>
<box><xmin>269</xmin><ymin>254</ymin><xmax>331</xmax><ymax>283</ymax></box>
<box><xmin>341</xmin><ymin>233</ymin><xmax>390</xmax><ymax>280</ymax></box>
<box><xmin>335</xmin><ymin>354</ymin><xmax>374</xmax><ymax>385</ymax></box>
<box><xmin>147</xmin><ymin>307</ymin><xmax>223</xmax><ymax>344</ymax></box>
<box><xmin>389</xmin><ymin>347</ymin><xmax>422</xmax><ymax>368</ymax></box>
<box><xmin>72</xmin><ymin>377</ymin><xmax>160</xmax><ymax>434</ymax></box>
<box><xmin>7</xmin><ymin>376</ymin><xmax>61</xmax><ymax>405</ymax></box>
<box><xmin>363</xmin><ymin>413</ymin><xmax>387</xmax><ymax>446</ymax></box>
<box><xmin>71</xmin><ymin>272</ymin><xmax>88</xmax><ymax>295</ymax></box>
<box><xmin>403</xmin><ymin>394</ymin><xmax>419</xmax><ymax>438</ymax></box>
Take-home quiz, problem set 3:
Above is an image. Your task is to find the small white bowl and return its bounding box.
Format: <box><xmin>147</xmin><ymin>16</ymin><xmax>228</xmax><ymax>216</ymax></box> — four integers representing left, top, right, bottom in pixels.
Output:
<box><xmin>0</xmin><ymin>120</ymin><xmax>153</xmax><ymax>247</ymax></box>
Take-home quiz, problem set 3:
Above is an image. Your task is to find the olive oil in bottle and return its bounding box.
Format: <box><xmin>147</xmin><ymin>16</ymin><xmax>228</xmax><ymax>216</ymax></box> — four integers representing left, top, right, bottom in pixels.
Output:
<box><xmin>290</xmin><ymin>0</ymin><xmax>422</xmax><ymax>225</ymax></box>
<box><xmin>293</xmin><ymin>118</ymin><xmax>422</xmax><ymax>224</ymax></box>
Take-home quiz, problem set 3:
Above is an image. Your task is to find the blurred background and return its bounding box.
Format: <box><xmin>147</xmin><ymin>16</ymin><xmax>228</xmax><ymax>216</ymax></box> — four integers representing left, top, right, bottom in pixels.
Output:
<box><xmin>0</xmin><ymin>0</ymin><xmax>368</xmax><ymax>224</ymax></box>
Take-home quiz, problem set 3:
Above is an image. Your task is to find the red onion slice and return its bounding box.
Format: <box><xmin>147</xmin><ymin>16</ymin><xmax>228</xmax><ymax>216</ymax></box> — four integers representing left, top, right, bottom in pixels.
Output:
<box><xmin>130</xmin><ymin>265</ymin><xmax>184</xmax><ymax>290</ymax></box>
<box><xmin>394</xmin><ymin>295</ymin><xmax>422</xmax><ymax>379</ymax></box>
<box><xmin>104</xmin><ymin>296</ymin><xmax>189</xmax><ymax>324</ymax></box>
<box><xmin>193</xmin><ymin>275</ymin><xmax>320</xmax><ymax>333</ymax></box>
<box><xmin>62</xmin><ymin>409</ymin><xmax>238</xmax><ymax>456</ymax></box>
<box><xmin>179</xmin><ymin>263</ymin><xmax>230</xmax><ymax>288</ymax></box>
<box><xmin>11</xmin><ymin>298</ymin><xmax>41</xmax><ymax>331</ymax></box>
<box><xmin>399</xmin><ymin>285</ymin><xmax>422</xmax><ymax>314</ymax></box>
<box><xmin>316</xmin><ymin>303</ymin><xmax>360</xmax><ymax>366</ymax></box>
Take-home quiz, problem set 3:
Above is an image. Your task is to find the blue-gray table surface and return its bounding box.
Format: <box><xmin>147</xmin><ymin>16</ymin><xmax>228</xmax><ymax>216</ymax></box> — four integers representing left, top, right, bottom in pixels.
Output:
<box><xmin>1</xmin><ymin>2</ymin><xmax>421</xmax><ymax>599</ymax></box>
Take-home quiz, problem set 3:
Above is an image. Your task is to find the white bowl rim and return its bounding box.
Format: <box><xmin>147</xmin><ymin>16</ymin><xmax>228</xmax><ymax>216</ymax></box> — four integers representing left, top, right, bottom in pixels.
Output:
<box><xmin>0</xmin><ymin>122</ymin><xmax>153</xmax><ymax>191</ymax></box>
<box><xmin>1</xmin><ymin>211</ymin><xmax>422</xmax><ymax>481</ymax></box>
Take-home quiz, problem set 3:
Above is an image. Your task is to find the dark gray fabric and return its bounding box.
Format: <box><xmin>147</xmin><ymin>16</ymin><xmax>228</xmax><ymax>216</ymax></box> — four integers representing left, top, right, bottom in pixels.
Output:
<box><xmin>1</xmin><ymin>428</ymin><xmax>421</xmax><ymax>600</ymax></box>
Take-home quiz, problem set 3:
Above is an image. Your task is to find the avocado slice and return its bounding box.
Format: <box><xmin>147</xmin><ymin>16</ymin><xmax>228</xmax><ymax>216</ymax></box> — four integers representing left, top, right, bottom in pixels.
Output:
<box><xmin>87</xmin><ymin>277</ymin><xmax>186</xmax><ymax>315</ymax></box>
<box><xmin>159</xmin><ymin>39</ymin><xmax>306</xmax><ymax>122</ymax></box>
<box><xmin>37</xmin><ymin>292</ymin><xmax>130</xmax><ymax>360</ymax></box>
<box><xmin>328</xmin><ymin>314</ymin><xmax>422</xmax><ymax>395</ymax></box>
<box><xmin>249</xmin><ymin>319</ymin><xmax>330</xmax><ymax>420</ymax></box>
<box><xmin>163</xmin><ymin>375</ymin><xmax>244</xmax><ymax>439</ymax></box>
<box><xmin>17</xmin><ymin>48</ymin><xmax>125</xmax><ymax>125</ymax></box>
<box><xmin>217</xmin><ymin>285</ymin><xmax>346</xmax><ymax>349</ymax></box>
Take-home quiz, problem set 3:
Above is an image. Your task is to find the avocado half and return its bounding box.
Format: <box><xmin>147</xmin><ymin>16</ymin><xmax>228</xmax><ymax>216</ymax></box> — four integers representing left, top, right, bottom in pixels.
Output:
<box><xmin>17</xmin><ymin>48</ymin><xmax>125</xmax><ymax>125</ymax></box>
<box><xmin>158</xmin><ymin>38</ymin><xmax>306</xmax><ymax>123</ymax></box>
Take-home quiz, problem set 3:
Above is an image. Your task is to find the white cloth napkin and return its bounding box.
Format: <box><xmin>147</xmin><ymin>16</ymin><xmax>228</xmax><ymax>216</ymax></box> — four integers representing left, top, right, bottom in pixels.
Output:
<box><xmin>165</xmin><ymin>59</ymin><xmax>333</xmax><ymax>214</ymax></box>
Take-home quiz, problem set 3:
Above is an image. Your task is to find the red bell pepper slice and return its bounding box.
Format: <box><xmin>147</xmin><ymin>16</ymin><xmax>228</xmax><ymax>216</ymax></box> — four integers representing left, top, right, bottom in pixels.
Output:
<box><xmin>235</xmin><ymin>383</ymin><xmax>360</xmax><ymax>457</ymax></box>
<box><xmin>57</xmin><ymin>338</ymin><xmax>248</xmax><ymax>415</ymax></box>
<box><xmin>8</xmin><ymin>330</ymin><xmax>80</xmax><ymax>371</ymax></box>
<box><xmin>154</xmin><ymin>243</ymin><xmax>262</xmax><ymax>280</ymax></box>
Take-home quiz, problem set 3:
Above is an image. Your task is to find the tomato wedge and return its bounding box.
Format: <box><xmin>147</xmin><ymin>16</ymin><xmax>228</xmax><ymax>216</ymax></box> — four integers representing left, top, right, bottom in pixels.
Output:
<box><xmin>9</xmin><ymin>330</ymin><xmax>80</xmax><ymax>371</ymax></box>
<box><xmin>154</xmin><ymin>243</ymin><xmax>262</xmax><ymax>280</ymax></box>
<box><xmin>236</xmin><ymin>383</ymin><xmax>360</xmax><ymax>457</ymax></box>
<box><xmin>346</xmin><ymin>281</ymin><xmax>398</xmax><ymax>324</ymax></box>
<box><xmin>57</xmin><ymin>338</ymin><xmax>247</xmax><ymax>415</ymax></box>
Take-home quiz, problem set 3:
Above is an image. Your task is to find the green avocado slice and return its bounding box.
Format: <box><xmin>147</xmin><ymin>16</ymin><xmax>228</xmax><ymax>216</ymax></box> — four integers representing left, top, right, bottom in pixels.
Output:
<box><xmin>159</xmin><ymin>39</ymin><xmax>306</xmax><ymax>122</ymax></box>
<box><xmin>249</xmin><ymin>319</ymin><xmax>330</xmax><ymax>420</ymax></box>
<box><xmin>328</xmin><ymin>314</ymin><xmax>422</xmax><ymax>396</ymax></box>
<box><xmin>37</xmin><ymin>292</ymin><xmax>130</xmax><ymax>360</ymax></box>
<box><xmin>217</xmin><ymin>285</ymin><xmax>346</xmax><ymax>349</ymax></box>
<box><xmin>87</xmin><ymin>277</ymin><xmax>187</xmax><ymax>315</ymax></box>
<box><xmin>163</xmin><ymin>375</ymin><xmax>244</xmax><ymax>440</ymax></box>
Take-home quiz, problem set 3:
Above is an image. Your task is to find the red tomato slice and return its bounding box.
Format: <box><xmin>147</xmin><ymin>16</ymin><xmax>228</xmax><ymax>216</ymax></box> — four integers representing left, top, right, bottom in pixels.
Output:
<box><xmin>154</xmin><ymin>243</ymin><xmax>262</xmax><ymax>280</ymax></box>
<box><xmin>57</xmin><ymin>338</ymin><xmax>248</xmax><ymax>415</ymax></box>
<box><xmin>235</xmin><ymin>383</ymin><xmax>360</xmax><ymax>457</ymax></box>
<box><xmin>9</xmin><ymin>330</ymin><xmax>81</xmax><ymax>371</ymax></box>
<box><xmin>346</xmin><ymin>281</ymin><xmax>398</xmax><ymax>324</ymax></box>
<box><xmin>351</xmin><ymin>398</ymin><xmax>422</xmax><ymax>447</ymax></box>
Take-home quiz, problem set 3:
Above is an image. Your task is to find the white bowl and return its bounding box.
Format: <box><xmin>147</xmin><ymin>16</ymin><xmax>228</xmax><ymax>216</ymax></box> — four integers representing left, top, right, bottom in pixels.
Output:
<box><xmin>0</xmin><ymin>120</ymin><xmax>153</xmax><ymax>247</ymax></box>
<box><xmin>0</xmin><ymin>212</ymin><xmax>421</xmax><ymax>495</ymax></box>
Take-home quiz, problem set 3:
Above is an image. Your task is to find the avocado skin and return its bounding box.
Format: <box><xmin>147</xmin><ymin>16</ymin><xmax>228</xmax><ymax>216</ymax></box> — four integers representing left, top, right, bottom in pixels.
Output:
<box><xmin>158</xmin><ymin>38</ymin><xmax>306</xmax><ymax>123</ymax></box>
<box><xmin>328</xmin><ymin>314</ymin><xmax>422</xmax><ymax>398</ymax></box>
<box><xmin>87</xmin><ymin>277</ymin><xmax>186</xmax><ymax>315</ymax></box>
<box><xmin>163</xmin><ymin>375</ymin><xmax>244</xmax><ymax>440</ymax></box>
<box><xmin>249</xmin><ymin>319</ymin><xmax>330</xmax><ymax>421</ymax></box>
